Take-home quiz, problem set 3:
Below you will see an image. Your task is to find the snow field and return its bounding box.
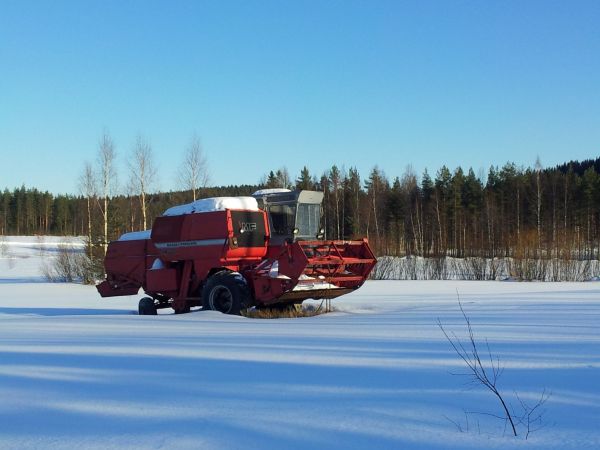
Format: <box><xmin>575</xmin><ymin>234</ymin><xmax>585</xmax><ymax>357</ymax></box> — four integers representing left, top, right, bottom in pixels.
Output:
<box><xmin>0</xmin><ymin>237</ymin><xmax>599</xmax><ymax>449</ymax></box>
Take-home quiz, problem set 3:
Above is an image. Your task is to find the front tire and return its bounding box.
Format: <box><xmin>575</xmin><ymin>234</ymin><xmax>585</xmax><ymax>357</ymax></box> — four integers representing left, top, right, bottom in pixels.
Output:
<box><xmin>138</xmin><ymin>297</ymin><xmax>157</xmax><ymax>315</ymax></box>
<box><xmin>202</xmin><ymin>271</ymin><xmax>251</xmax><ymax>315</ymax></box>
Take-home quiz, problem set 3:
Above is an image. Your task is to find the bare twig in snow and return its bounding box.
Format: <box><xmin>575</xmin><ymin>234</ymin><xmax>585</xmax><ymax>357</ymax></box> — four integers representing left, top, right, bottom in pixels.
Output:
<box><xmin>438</xmin><ymin>292</ymin><xmax>517</xmax><ymax>436</ymax></box>
<box><xmin>439</xmin><ymin>292</ymin><xmax>550</xmax><ymax>438</ymax></box>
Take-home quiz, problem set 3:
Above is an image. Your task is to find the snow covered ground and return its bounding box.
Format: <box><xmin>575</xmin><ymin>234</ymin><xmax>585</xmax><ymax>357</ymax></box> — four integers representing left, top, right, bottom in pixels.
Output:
<box><xmin>1</xmin><ymin>237</ymin><xmax>599</xmax><ymax>449</ymax></box>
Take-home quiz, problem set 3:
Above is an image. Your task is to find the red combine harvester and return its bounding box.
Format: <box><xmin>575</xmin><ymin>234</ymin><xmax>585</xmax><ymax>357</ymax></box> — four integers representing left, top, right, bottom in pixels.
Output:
<box><xmin>96</xmin><ymin>190</ymin><xmax>376</xmax><ymax>315</ymax></box>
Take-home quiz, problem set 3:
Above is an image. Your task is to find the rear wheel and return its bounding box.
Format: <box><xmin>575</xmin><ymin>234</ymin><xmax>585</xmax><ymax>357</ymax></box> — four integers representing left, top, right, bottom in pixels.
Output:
<box><xmin>202</xmin><ymin>271</ymin><xmax>251</xmax><ymax>315</ymax></box>
<box><xmin>138</xmin><ymin>297</ymin><xmax>157</xmax><ymax>315</ymax></box>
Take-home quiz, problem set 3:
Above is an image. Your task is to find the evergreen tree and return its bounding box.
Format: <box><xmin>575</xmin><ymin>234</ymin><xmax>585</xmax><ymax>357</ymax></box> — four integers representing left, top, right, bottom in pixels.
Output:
<box><xmin>295</xmin><ymin>166</ymin><xmax>314</xmax><ymax>190</ymax></box>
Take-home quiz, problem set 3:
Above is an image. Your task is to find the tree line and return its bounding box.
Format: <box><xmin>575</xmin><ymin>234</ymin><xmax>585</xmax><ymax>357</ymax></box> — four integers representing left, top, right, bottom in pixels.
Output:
<box><xmin>1</xmin><ymin>132</ymin><xmax>599</xmax><ymax>263</ymax></box>
<box><xmin>260</xmin><ymin>157</ymin><xmax>600</xmax><ymax>261</ymax></box>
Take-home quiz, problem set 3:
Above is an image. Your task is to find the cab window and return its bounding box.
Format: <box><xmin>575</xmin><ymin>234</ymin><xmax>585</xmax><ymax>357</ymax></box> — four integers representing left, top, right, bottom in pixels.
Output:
<box><xmin>268</xmin><ymin>204</ymin><xmax>296</xmax><ymax>236</ymax></box>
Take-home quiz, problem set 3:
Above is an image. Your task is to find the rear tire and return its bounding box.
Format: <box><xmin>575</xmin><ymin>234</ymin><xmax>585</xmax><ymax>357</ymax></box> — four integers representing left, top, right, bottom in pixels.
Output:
<box><xmin>202</xmin><ymin>271</ymin><xmax>251</xmax><ymax>315</ymax></box>
<box><xmin>138</xmin><ymin>297</ymin><xmax>157</xmax><ymax>315</ymax></box>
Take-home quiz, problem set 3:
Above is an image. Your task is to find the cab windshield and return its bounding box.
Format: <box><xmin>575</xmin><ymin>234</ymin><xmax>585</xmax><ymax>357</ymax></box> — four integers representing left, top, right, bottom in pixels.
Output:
<box><xmin>295</xmin><ymin>203</ymin><xmax>320</xmax><ymax>239</ymax></box>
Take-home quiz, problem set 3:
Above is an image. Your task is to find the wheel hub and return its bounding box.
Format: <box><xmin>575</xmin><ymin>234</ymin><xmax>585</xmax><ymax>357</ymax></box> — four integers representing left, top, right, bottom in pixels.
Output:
<box><xmin>209</xmin><ymin>285</ymin><xmax>233</xmax><ymax>313</ymax></box>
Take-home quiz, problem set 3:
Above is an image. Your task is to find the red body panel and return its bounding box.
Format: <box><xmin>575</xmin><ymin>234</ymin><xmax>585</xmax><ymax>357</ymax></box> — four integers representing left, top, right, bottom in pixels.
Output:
<box><xmin>96</xmin><ymin>239</ymin><xmax>159</xmax><ymax>297</ymax></box>
<box><xmin>151</xmin><ymin>211</ymin><xmax>268</xmax><ymax>262</ymax></box>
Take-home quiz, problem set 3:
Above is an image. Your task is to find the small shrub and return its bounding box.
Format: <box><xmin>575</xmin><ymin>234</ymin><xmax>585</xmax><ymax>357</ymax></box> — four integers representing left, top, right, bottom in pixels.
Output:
<box><xmin>41</xmin><ymin>243</ymin><xmax>103</xmax><ymax>284</ymax></box>
<box><xmin>242</xmin><ymin>302</ymin><xmax>329</xmax><ymax>319</ymax></box>
<box><xmin>0</xmin><ymin>235</ymin><xmax>7</xmax><ymax>257</ymax></box>
<box><xmin>0</xmin><ymin>236</ymin><xmax>16</xmax><ymax>269</ymax></box>
<box><xmin>35</xmin><ymin>235</ymin><xmax>47</xmax><ymax>257</ymax></box>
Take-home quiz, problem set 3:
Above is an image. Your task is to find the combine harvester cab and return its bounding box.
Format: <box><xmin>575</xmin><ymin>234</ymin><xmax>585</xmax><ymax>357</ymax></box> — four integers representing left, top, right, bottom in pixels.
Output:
<box><xmin>97</xmin><ymin>191</ymin><xmax>376</xmax><ymax>315</ymax></box>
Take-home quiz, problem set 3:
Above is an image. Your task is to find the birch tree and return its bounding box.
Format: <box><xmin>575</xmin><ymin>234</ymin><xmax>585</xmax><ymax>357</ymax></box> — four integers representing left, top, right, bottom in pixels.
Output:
<box><xmin>79</xmin><ymin>162</ymin><xmax>96</xmax><ymax>258</ymax></box>
<box><xmin>330</xmin><ymin>165</ymin><xmax>342</xmax><ymax>239</ymax></box>
<box><xmin>275</xmin><ymin>167</ymin><xmax>292</xmax><ymax>189</ymax></box>
<box><xmin>179</xmin><ymin>134</ymin><xmax>209</xmax><ymax>201</ymax></box>
<box><xmin>535</xmin><ymin>156</ymin><xmax>543</xmax><ymax>251</ymax></box>
<box><xmin>129</xmin><ymin>134</ymin><xmax>157</xmax><ymax>230</ymax></box>
<box><xmin>96</xmin><ymin>131</ymin><xmax>117</xmax><ymax>255</ymax></box>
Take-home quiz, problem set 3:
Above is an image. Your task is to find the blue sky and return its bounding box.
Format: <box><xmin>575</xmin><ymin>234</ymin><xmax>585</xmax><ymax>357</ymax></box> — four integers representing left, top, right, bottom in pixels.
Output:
<box><xmin>1</xmin><ymin>0</ymin><xmax>599</xmax><ymax>194</ymax></box>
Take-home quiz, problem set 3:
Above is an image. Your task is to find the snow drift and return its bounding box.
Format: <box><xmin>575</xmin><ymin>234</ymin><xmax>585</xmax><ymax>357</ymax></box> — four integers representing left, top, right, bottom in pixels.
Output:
<box><xmin>162</xmin><ymin>196</ymin><xmax>259</xmax><ymax>216</ymax></box>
